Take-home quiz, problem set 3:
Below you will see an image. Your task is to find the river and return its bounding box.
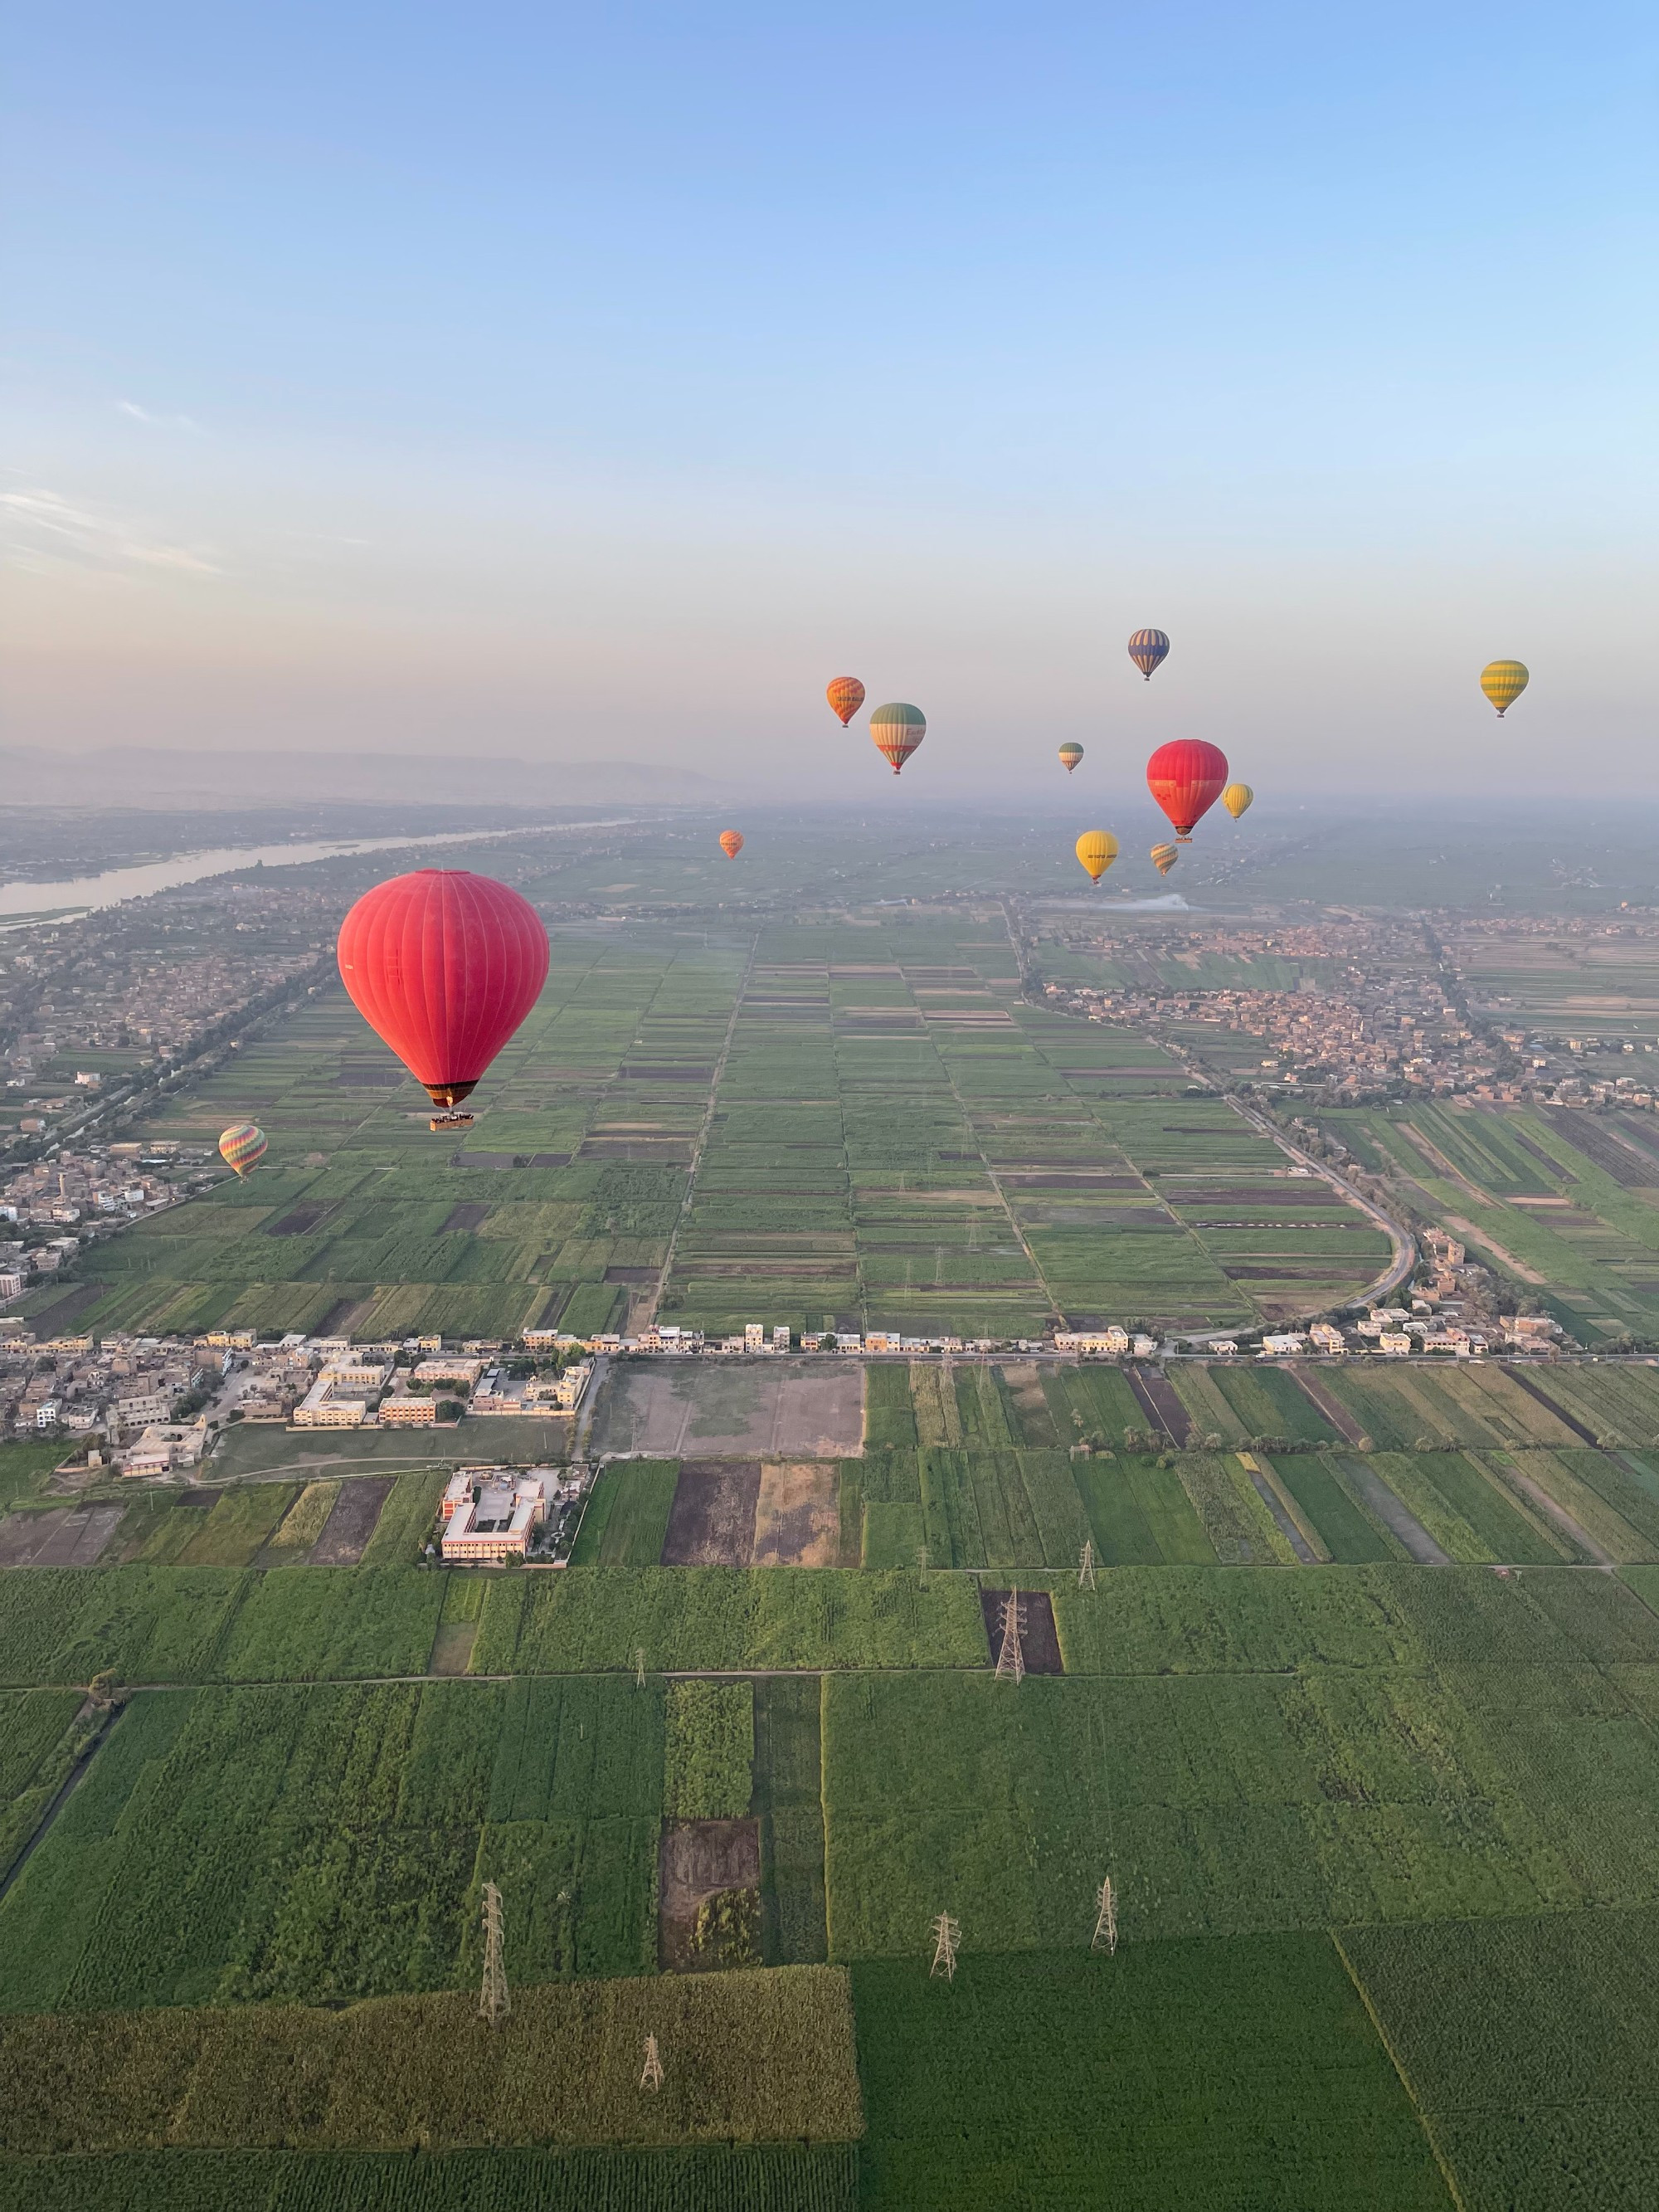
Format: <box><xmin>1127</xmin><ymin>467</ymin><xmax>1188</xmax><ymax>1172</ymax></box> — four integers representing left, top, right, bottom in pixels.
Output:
<box><xmin>0</xmin><ymin>820</ymin><xmax>636</xmax><ymax>924</ymax></box>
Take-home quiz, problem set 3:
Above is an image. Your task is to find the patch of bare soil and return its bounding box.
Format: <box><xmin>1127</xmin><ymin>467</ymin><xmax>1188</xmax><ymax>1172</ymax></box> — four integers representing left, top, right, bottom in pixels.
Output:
<box><xmin>752</xmin><ymin>1462</ymin><xmax>839</xmax><ymax>1566</ymax></box>
<box><xmin>1126</xmin><ymin>1368</ymin><xmax>1191</xmax><ymax>1445</ymax></box>
<box><xmin>659</xmin><ymin>1819</ymin><xmax>762</xmax><ymax>1971</ymax></box>
<box><xmin>979</xmin><ymin>1586</ymin><xmax>1063</xmax><ymax>1674</ymax></box>
<box><xmin>309</xmin><ymin>1476</ymin><xmax>396</xmax><ymax>1564</ymax></box>
<box><xmin>264</xmin><ymin>1201</ymin><xmax>337</xmax><ymax>1238</ymax></box>
<box><xmin>0</xmin><ymin>1506</ymin><xmax>124</xmax><ymax>1566</ymax></box>
<box><xmin>24</xmin><ymin>1284</ymin><xmax>106</xmax><ymax>1337</ymax></box>
<box><xmin>440</xmin><ymin>1202</ymin><xmax>491</xmax><ymax>1234</ymax></box>
<box><xmin>662</xmin><ymin>1461</ymin><xmax>761</xmax><ymax>1565</ymax></box>
<box><xmin>1284</xmin><ymin>1370</ymin><xmax>1365</xmax><ymax>1445</ymax></box>
<box><xmin>317</xmin><ymin>1295</ymin><xmax>375</xmax><ymax>1336</ymax></box>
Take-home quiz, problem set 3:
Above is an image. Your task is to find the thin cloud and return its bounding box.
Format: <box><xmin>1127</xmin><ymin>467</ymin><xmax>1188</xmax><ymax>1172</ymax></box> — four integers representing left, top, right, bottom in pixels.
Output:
<box><xmin>0</xmin><ymin>488</ymin><xmax>221</xmax><ymax>576</ymax></box>
<box><xmin>116</xmin><ymin>399</ymin><xmax>203</xmax><ymax>432</ymax></box>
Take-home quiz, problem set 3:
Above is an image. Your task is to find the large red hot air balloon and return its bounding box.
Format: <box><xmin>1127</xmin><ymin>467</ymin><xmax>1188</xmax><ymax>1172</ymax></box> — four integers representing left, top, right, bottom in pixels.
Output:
<box><xmin>337</xmin><ymin>870</ymin><xmax>549</xmax><ymax>1128</ymax></box>
<box><xmin>1146</xmin><ymin>739</ymin><xmax>1228</xmax><ymax>840</ymax></box>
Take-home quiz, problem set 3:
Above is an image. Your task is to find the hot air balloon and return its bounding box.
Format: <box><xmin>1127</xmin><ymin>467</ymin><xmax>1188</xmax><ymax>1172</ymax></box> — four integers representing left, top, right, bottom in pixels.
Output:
<box><xmin>718</xmin><ymin>831</ymin><xmax>745</xmax><ymax>860</ymax></box>
<box><xmin>1128</xmin><ymin>629</ymin><xmax>1170</xmax><ymax>680</ymax></box>
<box><xmin>1075</xmin><ymin>831</ymin><xmax>1119</xmax><ymax>883</ymax></box>
<box><xmin>218</xmin><ymin>1123</ymin><xmax>267</xmax><ymax>1178</ymax></box>
<box><xmin>869</xmin><ymin>703</ymin><xmax>926</xmax><ymax>775</ymax></box>
<box><xmin>1151</xmin><ymin>844</ymin><xmax>1179</xmax><ymax>877</ymax></box>
<box><xmin>1058</xmin><ymin>743</ymin><xmax>1084</xmax><ymax>775</ymax></box>
<box><xmin>337</xmin><ymin>870</ymin><xmax>550</xmax><ymax>1130</ymax></box>
<box><xmin>1222</xmin><ymin>782</ymin><xmax>1254</xmax><ymax>820</ymax></box>
<box><xmin>1481</xmin><ymin>660</ymin><xmax>1529</xmax><ymax>717</ymax></box>
<box><xmin>827</xmin><ymin>677</ymin><xmax>866</xmax><ymax>727</ymax></box>
<box><xmin>1147</xmin><ymin>738</ymin><xmax>1228</xmax><ymax>840</ymax></box>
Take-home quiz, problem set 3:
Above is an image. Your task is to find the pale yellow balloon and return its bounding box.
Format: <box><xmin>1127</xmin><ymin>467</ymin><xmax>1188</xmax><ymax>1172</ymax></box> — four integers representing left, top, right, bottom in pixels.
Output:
<box><xmin>1222</xmin><ymin>782</ymin><xmax>1253</xmax><ymax>820</ymax></box>
<box><xmin>1075</xmin><ymin>831</ymin><xmax>1119</xmax><ymax>883</ymax></box>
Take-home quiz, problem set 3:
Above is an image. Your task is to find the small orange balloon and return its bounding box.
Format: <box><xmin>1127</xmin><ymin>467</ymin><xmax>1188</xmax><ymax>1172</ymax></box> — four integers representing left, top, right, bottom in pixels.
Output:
<box><xmin>826</xmin><ymin>677</ymin><xmax>865</xmax><ymax>727</ymax></box>
<box><xmin>718</xmin><ymin>831</ymin><xmax>745</xmax><ymax>860</ymax></box>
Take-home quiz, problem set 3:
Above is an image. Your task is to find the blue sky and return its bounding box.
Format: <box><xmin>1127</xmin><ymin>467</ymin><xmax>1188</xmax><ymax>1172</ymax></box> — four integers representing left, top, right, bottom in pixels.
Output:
<box><xmin>2</xmin><ymin>2</ymin><xmax>1653</xmax><ymax>797</ymax></box>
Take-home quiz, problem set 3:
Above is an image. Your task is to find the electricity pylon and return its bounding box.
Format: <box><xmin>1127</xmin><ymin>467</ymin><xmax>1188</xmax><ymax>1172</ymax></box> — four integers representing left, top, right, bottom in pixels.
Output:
<box><xmin>930</xmin><ymin>1910</ymin><xmax>961</xmax><ymax>1981</ymax></box>
<box><xmin>479</xmin><ymin>1881</ymin><xmax>510</xmax><ymax>2027</ymax></box>
<box><xmin>1092</xmin><ymin>1877</ymin><xmax>1117</xmax><ymax>1956</ymax></box>
<box><xmin>635</xmin><ymin>1646</ymin><xmax>647</xmax><ymax>1688</ymax></box>
<box><xmin>1078</xmin><ymin>1537</ymin><xmax>1097</xmax><ymax>1591</ymax></box>
<box><xmin>995</xmin><ymin>1590</ymin><xmax>1025</xmax><ymax>1683</ymax></box>
<box><xmin>640</xmin><ymin>2034</ymin><xmax>664</xmax><ymax>2091</ymax></box>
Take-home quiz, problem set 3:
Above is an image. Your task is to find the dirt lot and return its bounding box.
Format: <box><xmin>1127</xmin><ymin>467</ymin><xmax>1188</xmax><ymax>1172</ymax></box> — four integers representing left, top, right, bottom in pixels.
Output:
<box><xmin>440</xmin><ymin>1202</ymin><xmax>491</xmax><ymax>1234</ymax></box>
<box><xmin>1126</xmin><ymin>1368</ymin><xmax>1192</xmax><ymax>1445</ymax></box>
<box><xmin>0</xmin><ymin>1504</ymin><xmax>124</xmax><ymax>1567</ymax></box>
<box><xmin>752</xmin><ymin>1462</ymin><xmax>839</xmax><ymax>1566</ymax></box>
<box><xmin>659</xmin><ymin>1818</ymin><xmax>761</xmax><ymax>1972</ymax></box>
<box><xmin>979</xmin><ymin>1586</ymin><xmax>1064</xmax><ymax>1675</ymax></box>
<box><xmin>593</xmin><ymin>1359</ymin><xmax>865</xmax><ymax>1458</ymax></box>
<box><xmin>662</xmin><ymin>1461</ymin><xmax>762</xmax><ymax>1565</ymax></box>
<box><xmin>309</xmin><ymin>1476</ymin><xmax>396</xmax><ymax>1563</ymax></box>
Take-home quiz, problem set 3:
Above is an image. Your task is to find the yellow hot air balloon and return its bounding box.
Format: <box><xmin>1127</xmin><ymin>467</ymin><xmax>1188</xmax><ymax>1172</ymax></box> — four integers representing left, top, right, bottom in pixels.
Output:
<box><xmin>1222</xmin><ymin>782</ymin><xmax>1253</xmax><ymax>820</ymax></box>
<box><xmin>1481</xmin><ymin>660</ymin><xmax>1529</xmax><ymax>716</ymax></box>
<box><xmin>1075</xmin><ymin>831</ymin><xmax>1119</xmax><ymax>884</ymax></box>
<box><xmin>1151</xmin><ymin>843</ymin><xmax>1178</xmax><ymax>877</ymax></box>
<box><xmin>1058</xmin><ymin>743</ymin><xmax>1084</xmax><ymax>775</ymax></box>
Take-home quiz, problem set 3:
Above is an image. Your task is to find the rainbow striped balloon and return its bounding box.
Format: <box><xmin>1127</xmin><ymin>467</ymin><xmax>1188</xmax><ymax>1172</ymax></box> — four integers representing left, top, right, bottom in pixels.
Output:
<box><xmin>219</xmin><ymin>1123</ymin><xmax>268</xmax><ymax>1178</ymax></box>
<box><xmin>1127</xmin><ymin>628</ymin><xmax>1170</xmax><ymax>680</ymax></box>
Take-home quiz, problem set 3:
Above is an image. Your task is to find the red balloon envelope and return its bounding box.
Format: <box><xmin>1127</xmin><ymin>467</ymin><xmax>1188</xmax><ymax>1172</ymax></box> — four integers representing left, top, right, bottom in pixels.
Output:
<box><xmin>1146</xmin><ymin>739</ymin><xmax>1228</xmax><ymax>840</ymax></box>
<box><xmin>337</xmin><ymin>870</ymin><xmax>549</xmax><ymax>1108</ymax></box>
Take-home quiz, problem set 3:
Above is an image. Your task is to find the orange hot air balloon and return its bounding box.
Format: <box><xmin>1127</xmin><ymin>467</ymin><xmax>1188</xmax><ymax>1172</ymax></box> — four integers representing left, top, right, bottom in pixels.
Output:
<box><xmin>827</xmin><ymin>677</ymin><xmax>866</xmax><ymax>727</ymax></box>
<box><xmin>1151</xmin><ymin>844</ymin><xmax>1179</xmax><ymax>876</ymax></box>
<box><xmin>869</xmin><ymin>702</ymin><xmax>926</xmax><ymax>775</ymax></box>
<box><xmin>1146</xmin><ymin>739</ymin><xmax>1228</xmax><ymax>840</ymax></box>
<box><xmin>1058</xmin><ymin>743</ymin><xmax>1084</xmax><ymax>774</ymax></box>
<box><xmin>1075</xmin><ymin>831</ymin><xmax>1119</xmax><ymax>883</ymax></box>
<box><xmin>718</xmin><ymin>831</ymin><xmax>745</xmax><ymax>860</ymax></box>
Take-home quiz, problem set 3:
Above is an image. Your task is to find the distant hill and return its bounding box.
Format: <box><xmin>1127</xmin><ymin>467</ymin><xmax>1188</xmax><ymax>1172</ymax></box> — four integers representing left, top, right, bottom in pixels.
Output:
<box><xmin>0</xmin><ymin>746</ymin><xmax>727</xmax><ymax>810</ymax></box>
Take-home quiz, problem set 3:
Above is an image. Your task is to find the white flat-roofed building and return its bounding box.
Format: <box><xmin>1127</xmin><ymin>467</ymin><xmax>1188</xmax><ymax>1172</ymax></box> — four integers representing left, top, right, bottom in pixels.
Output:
<box><xmin>1379</xmin><ymin>1332</ymin><xmax>1413</xmax><ymax>1357</ymax></box>
<box><xmin>114</xmin><ymin>1392</ymin><xmax>172</xmax><ymax>1426</ymax></box>
<box><xmin>1309</xmin><ymin>1323</ymin><xmax>1345</xmax><ymax>1354</ymax></box>
<box><xmin>412</xmin><ymin>1356</ymin><xmax>486</xmax><ymax>1387</ymax></box>
<box><xmin>1261</xmin><ymin>1333</ymin><xmax>1307</xmax><ymax>1357</ymax></box>
<box><xmin>440</xmin><ymin>1472</ymin><xmax>548</xmax><ymax>1562</ymax></box>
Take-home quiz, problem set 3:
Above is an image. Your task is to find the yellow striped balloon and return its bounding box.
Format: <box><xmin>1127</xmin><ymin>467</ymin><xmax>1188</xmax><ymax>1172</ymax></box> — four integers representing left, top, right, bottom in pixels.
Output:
<box><xmin>1151</xmin><ymin>843</ymin><xmax>1179</xmax><ymax>876</ymax></box>
<box><xmin>1480</xmin><ymin>660</ymin><xmax>1529</xmax><ymax>717</ymax></box>
<box><xmin>1075</xmin><ymin>831</ymin><xmax>1119</xmax><ymax>883</ymax></box>
<box><xmin>1222</xmin><ymin>782</ymin><xmax>1253</xmax><ymax>819</ymax></box>
<box><xmin>219</xmin><ymin>1122</ymin><xmax>268</xmax><ymax>1178</ymax></box>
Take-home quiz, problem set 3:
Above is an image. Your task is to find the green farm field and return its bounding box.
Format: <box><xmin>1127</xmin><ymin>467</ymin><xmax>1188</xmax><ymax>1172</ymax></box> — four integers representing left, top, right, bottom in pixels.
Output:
<box><xmin>41</xmin><ymin>894</ymin><xmax>1395</xmax><ymax>1347</ymax></box>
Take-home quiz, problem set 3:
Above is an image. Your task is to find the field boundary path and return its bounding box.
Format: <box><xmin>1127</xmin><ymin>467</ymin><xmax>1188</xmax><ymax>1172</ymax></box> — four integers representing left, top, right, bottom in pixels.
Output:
<box><xmin>1339</xmin><ymin>1458</ymin><xmax>1450</xmax><ymax>1563</ymax></box>
<box><xmin>642</xmin><ymin>933</ymin><xmax>757</xmax><ymax>1330</ymax></box>
<box><xmin>0</xmin><ymin>1694</ymin><xmax>119</xmax><ymax>1907</ymax></box>
<box><xmin>1211</xmin><ymin>1098</ymin><xmax>1418</xmax><ymax>1328</ymax></box>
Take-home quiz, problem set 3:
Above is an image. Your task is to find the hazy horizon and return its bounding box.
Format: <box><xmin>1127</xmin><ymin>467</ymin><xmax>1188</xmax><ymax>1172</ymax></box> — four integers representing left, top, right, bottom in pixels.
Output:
<box><xmin>3</xmin><ymin>3</ymin><xmax>1653</xmax><ymax>804</ymax></box>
